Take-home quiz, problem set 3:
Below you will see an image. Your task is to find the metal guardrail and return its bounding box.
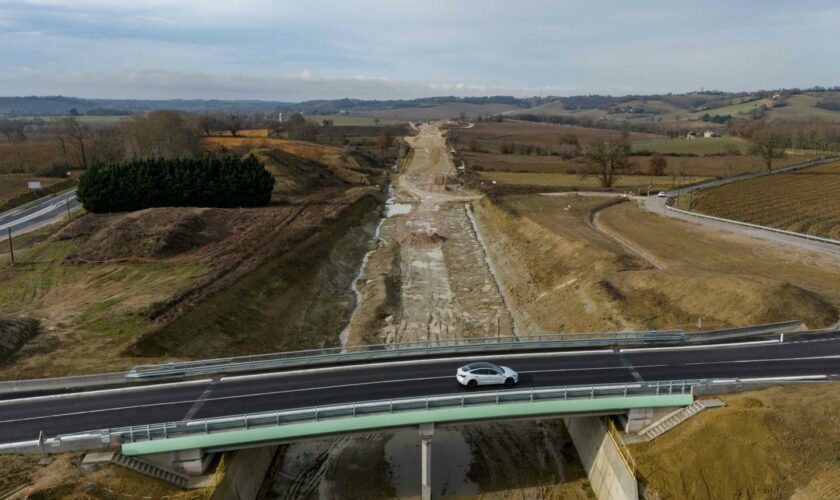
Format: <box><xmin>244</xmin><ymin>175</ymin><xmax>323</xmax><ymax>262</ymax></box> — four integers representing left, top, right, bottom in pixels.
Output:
<box><xmin>127</xmin><ymin>320</ymin><xmax>807</xmax><ymax>380</ymax></box>
<box><xmin>4</xmin><ymin>375</ymin><xmax>830</xmax><ymax>455</ymax></box>
<box><xmin>127</xmin><ymin>330</ymin><xmax>687</xmax><ymax>378</ymax></box>
<box><xmin>666</xmin><ymin>205</ymin><xmax>840</xmax><ymax>247</ymax></box>
<box><xmin>102</xmin><ymin>380</ymin><xmax>697</xmax><ymax>445</ymax></box>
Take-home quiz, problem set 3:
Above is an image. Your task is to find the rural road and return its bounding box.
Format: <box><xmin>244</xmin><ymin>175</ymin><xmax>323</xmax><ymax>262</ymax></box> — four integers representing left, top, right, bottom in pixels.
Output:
<box><xmin>643</xmin><ymin>157</ymin><xmax>840</xmax><ymax>259</ymax></box>
<box><xmin>0</xmin><ymin>189</ymin><xmax>80</xmax><ymax>236</ymax></box>
<box><xmin>643</xmin><ymin>195</ymin><xmax>840</xmax><ymax>259</ymax></box>
<box><xmin>0</xmin><ymin>336</ymin><xmax>838</xmax><ymax>443</ymax></box>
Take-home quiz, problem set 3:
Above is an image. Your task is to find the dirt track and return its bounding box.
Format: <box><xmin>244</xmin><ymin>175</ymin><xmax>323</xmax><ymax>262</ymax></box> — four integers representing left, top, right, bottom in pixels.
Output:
<box><xmin>346</xmin><ymin>123</ymin><xmax>513</xmax><ymax>345</ymax></box>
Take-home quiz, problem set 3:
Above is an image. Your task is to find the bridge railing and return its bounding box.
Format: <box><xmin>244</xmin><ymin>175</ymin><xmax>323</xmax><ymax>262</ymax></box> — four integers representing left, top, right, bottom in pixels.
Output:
<box><xmin>127</xmin><ymin>330</ymin><xmax>687</xmax><ymax>379</ymax></box>
<box><xmin>126</xmin><ymin>320</ymin><xmax>804</xmax><ymax>380</ymax></box>
<box><xmin>106</xmin><ymin>379</ymin><xmax>697</xmax><ymax>445</ymax></box>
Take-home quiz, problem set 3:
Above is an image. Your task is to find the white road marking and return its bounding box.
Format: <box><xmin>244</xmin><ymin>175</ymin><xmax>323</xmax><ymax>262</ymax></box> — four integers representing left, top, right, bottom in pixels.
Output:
<box><xmin>618</xmin><ymin>339</ymin><xmax>780</xmax><ymax>353</ymax></box>
<box><xmin>684</xmin><ymin>355</ymin><xmax>840</xmax><ymax>366</ymax></box>
<box><xmin>218</xmin><ymin>349</ymin><xmax>616</xmax><ymax>383</ymax></box>
<box><xmin>182</xmin><ymin>382</ymin><xmax>217</xmax><ymax>421</ymax></box>
<box><xmin>3</xmin><ymin>355</ymin><xmax>836</xmax><ymax>425</ymax></box>
<box><xmin>0</xmin><ymin>379</ymin><xmax>213</xmax><ymax>407</ymax></box>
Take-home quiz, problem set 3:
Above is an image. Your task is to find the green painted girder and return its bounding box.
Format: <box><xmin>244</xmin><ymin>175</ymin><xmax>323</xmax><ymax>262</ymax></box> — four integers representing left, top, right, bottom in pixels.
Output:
<box><xmin>122</xmin><ymin>393</ymin><xmax>692</xmax><ymax>456</ymax></box>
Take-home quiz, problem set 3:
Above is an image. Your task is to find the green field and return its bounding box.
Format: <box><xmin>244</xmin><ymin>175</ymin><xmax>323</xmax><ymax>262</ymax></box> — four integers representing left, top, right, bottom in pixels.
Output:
<box><xmin>477</xmin><ymin>171</ymin><xmax>709</xmax><ymax>190</ymax></box>
<box><xmin>685</xmin><ymin>99</ymin><xmax>773</xmax><ymax>119</ymax></box>
<box><xmin>632</xmin><ymin>137</ymin><xmax>748</xmax><ymax>155</ymax></box>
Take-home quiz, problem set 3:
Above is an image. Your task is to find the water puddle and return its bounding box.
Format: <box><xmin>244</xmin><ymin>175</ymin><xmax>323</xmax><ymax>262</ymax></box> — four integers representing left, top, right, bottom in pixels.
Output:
<box><xmin>339</xmin><ymin>184</ymin><xmax>412</xmax><ymax>349</ymax></box>
<box><xmin>384</xmin><ymin>428</ymin><xmax>478</xmax><ymax>499</ymax></box>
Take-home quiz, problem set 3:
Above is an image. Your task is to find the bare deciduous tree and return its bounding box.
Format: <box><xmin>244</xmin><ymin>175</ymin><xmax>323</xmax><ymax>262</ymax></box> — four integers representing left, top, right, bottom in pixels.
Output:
<box><xmin>583</xmin><ymin>138</ymin><xmax>631</xmax><ymax>187</ymax></box>
<box><xmin>750</xmin><ymin>129</ymin><xmax>787</xmax><ymax>172</ymax></box>
<box><xmin>0</xmin><ymin>119</ymin><xmax>27</xmax><ymax>171</ymax></box>
<box><xmin>59</xmin><ymin>117</ymin><xmax>90</xmax><ymax>168</ymax></box>
<box><xmin>122</xmin><ymin>110</ymin><xmax>200</xmax><ymax>160</ymax></box>
<box><xmin>649</xmin><ymin>153</ymin><xmax>667</xmax><ymax>176</ymax></box>
<box><xmin>193</xmin><ymin>114</ymin><xmax>216</xmax><ymax>137</ymax></box>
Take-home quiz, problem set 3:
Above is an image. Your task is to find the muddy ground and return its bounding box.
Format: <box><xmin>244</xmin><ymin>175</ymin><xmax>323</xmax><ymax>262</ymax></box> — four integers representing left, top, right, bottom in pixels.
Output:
<box><xmin>343</xmin><ymin>123</ymin><xmax>513</xmax><ymax>346</ymax></box>
<box><xmin>259</xmin><ymin>420</ymin><xmax>592</xmax><ymax>500</ymax></box>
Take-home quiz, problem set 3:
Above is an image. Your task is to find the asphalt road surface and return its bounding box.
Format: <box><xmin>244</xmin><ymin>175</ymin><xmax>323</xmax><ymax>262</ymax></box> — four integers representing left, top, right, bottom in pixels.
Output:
<box><xmin>0</xmin><ymin>189</ymin><xmax>80</xmax><ymax>236</ymax></box>
<box><xmin>1</xmin><ymin>336</ymin><xmax>838</xmax><ymax>444</ymax></box>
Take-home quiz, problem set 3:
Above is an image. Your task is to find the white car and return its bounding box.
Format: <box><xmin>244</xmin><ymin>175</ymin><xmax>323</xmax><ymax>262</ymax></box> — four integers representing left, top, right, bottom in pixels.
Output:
<box><xmin>456</xmin><ymin>362</ymin><xmax>519</xmax><ymax>389</ymax></box>
<box><xmin>657</xmin><ymin>191</ymin><xmax>667</xmax><ymax>197</ymax></box>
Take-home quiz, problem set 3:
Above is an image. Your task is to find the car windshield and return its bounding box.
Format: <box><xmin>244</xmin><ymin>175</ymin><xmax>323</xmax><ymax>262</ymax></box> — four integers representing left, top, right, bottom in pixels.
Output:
<box><xmin>464</xmin><ymin>362</ymin><xmax>497</xmax><ymax>371</ymax></box>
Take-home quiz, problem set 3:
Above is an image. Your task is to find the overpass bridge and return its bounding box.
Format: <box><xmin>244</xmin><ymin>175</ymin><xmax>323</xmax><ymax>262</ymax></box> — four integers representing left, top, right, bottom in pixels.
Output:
<box><xmin>0</xmin><ymin>325</ymin><xmax>838</xmax><ymax>498</ymax></box>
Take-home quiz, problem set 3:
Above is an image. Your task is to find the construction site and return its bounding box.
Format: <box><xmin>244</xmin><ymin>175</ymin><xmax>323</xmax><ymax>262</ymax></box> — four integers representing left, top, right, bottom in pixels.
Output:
<box><xmin>2</xmin><ymin>119</ymin><xmax>840</xmax><ymax>499</ymax></box>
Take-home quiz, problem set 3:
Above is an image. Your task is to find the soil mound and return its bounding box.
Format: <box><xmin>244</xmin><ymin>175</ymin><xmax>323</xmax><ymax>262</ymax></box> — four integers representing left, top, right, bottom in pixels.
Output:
<box><xmin>0</xmin><ymin>317</ymin><xmax>40</xmax><ymax>362</ymax></box>
<box><xmin>59</xmin><ymin>207</ymin><xmax>257</xmax><ymax>262</ymax></box>
<box><xmin>398</xmin><ymin>231</ymin><xmax>447</xmax><ymax>246</ymax></box>
<box><xmin>252</xmin><ymin>148</ymin><xmax>350</xmax><ymax>196</ymax></box>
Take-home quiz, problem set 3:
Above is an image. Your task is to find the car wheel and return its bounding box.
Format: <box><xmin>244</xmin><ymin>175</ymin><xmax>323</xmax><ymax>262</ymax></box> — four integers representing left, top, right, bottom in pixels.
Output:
<box><xmin>467</xmin><ymin>379</ymin><xmax>478</xmax><ymax>389</ymax></box>
<box><xmin>504</xmin><ymin>378</ymin><xmax>515</xmax><ymax>386</ymax></box>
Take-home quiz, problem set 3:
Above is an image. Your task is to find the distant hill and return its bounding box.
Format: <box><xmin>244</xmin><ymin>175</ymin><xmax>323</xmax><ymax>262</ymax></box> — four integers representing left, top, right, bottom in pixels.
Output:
<box><xmin>0</xmin><ymin>96</ymin><xmax>295</xmax><ymax>116</ymax></box>
<box><xmin>3</xmin><ymin>89</ymin><xmax>840</xmax><ymax>122</ymax></box>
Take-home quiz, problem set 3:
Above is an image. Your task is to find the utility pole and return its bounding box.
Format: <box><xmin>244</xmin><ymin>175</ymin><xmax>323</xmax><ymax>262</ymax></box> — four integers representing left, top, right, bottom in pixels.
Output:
<box><xmin>7</xmin><ymin>228</ymin><xmax>14</xmax><ymax>265</ymax></box>
<box><xmin>65</xmin><ymin>198</ymin><xmax>71</xmax><ymax>222</ymax></box>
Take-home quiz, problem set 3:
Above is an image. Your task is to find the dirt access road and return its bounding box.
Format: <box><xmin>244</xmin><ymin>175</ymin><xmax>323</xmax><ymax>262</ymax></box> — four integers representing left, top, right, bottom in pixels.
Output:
<box><xmin>346</xmin><ymin>122</ymin><xmax>514</xmax><ymax>346</ymax></box>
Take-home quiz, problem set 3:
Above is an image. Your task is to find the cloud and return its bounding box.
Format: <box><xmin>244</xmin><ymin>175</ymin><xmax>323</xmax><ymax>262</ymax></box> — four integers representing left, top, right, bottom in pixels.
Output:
<box><xmin>1</xmin><ymin>1</ymin><xmax>840</xmax><ymax>99</ymax></box>
<box><xmin>0</xmin><ymin>66</ymin><xmax>585</xmax><ymax>100</ymax></box>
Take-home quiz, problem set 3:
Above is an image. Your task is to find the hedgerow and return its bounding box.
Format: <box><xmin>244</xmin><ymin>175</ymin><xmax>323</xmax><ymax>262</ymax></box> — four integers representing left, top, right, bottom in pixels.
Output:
<box><xmin>77</xmin><ymin>155</ymin><xmax>275</xmax><ymax>213</ymax></box>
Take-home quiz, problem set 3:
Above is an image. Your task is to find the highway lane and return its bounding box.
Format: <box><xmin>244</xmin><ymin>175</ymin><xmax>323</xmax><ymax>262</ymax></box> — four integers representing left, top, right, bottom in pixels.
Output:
<box><xmin>0</xmin><ymin>189</ymin><xmax>80</xmax><ymax>236</ymax></box>
<box><xmin>0</xmin><ymin>337</ymin><xmax>838</xmax><ymax>443</ymax></box>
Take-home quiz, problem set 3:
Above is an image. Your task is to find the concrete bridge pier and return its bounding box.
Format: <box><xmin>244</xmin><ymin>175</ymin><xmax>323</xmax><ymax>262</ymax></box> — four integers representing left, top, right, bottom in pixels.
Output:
<box><xmin>419</xmin><ymin>423</ymin><xmax>434</xmax><ymax>500</ymax></box>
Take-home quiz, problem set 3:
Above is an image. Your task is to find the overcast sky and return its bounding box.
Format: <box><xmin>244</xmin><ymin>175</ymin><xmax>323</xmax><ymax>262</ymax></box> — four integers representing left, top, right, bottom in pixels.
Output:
<box><xmin>0</xmin><ymin>0</ymin><xmax>838</xmax><ymax>101</ymax></box>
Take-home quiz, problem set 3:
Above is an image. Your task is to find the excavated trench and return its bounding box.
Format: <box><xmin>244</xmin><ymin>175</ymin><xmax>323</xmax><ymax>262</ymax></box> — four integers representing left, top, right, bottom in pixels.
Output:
<box><xmin>256</xmin><ymin>125</ymin><xmax>591</xmax><ymax>499</ymax></box>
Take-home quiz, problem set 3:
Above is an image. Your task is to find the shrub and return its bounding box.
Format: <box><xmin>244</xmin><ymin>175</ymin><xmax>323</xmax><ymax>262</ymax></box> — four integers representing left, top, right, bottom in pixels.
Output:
<box><xmin>77</xmin><ymin>155</ymin><xmax>275</xmax><ymax>213</ymax></box>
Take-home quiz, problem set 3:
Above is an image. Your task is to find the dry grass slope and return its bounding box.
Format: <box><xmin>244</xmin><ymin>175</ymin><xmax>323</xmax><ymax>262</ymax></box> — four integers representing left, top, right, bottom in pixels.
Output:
<box><xmin>633</xmin><ymin>383</ymin><xmax>840</xmax><ymax>499</ymax></box>
<box><xmin>475</xmin><ymin>194</ymin><xmax>840</xmax><ymax>333</ymax></box>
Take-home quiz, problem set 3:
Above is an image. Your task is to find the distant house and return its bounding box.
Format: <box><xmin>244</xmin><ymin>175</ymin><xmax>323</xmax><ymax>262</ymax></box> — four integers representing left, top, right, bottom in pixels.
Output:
<box><xmin>686</xmin><ymin>132</ymin><xmax>697</xmax><ymax>140</ymax></box>
<box><xmin>703</xmin><ymin>130</ymin><xmax>720</xmax><ymax>138</ymax></box>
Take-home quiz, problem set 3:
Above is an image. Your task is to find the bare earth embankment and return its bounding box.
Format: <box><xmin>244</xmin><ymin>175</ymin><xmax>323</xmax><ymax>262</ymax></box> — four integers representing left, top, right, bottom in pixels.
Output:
<box><xmin>0</xmin><ymin>140</ymin><xmax>384</xmax><ymax>378</ymax></box>
<box><xmin>474</xmin><ymin>193</ymin><xmax>840</xmax><ymax>333</ymax></box>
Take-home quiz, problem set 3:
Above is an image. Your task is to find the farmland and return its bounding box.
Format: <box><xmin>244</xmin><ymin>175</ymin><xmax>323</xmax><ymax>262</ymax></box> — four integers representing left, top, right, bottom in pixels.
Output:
<box><xmin>0</xmin><ymin>140</ymin><xmax>68</xmax><ymax>174</ymax></box>
<box><xmin>362</xmin><ymin>102</ymin><xmax>527</xmax><ymax>120</ymax></box>
<box><xmin>476</xmin><ymin>171</ymin><xmax>708</xmax><ymax>190</ymax></box>
<box><xmin>304</xmin><ymin>114</ymin><xmax>406</xmax><ymax>126</ymax></box>
<box><xmin>451</xmin><ymin>121</ymin><xmax>823</xmax><ymax>191</ymax></box>
<box><xmin>451</xmin><ymin>120</ymin><xmax>662</xmax><ymax>152</ymax></box>
<box><xmin>631</xmin><ymin>136</ymin><xmax>749</xmax><ymax>155</ymax></box>
<box><xmin>684</xmin><ymin>161</ymin><xmax>840</xmax><ymax>239</ymax></box>
<box><xmin>0</xmin><ymin>173</ymin><xmax>64</xmax><ymax>205</ymax></box>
